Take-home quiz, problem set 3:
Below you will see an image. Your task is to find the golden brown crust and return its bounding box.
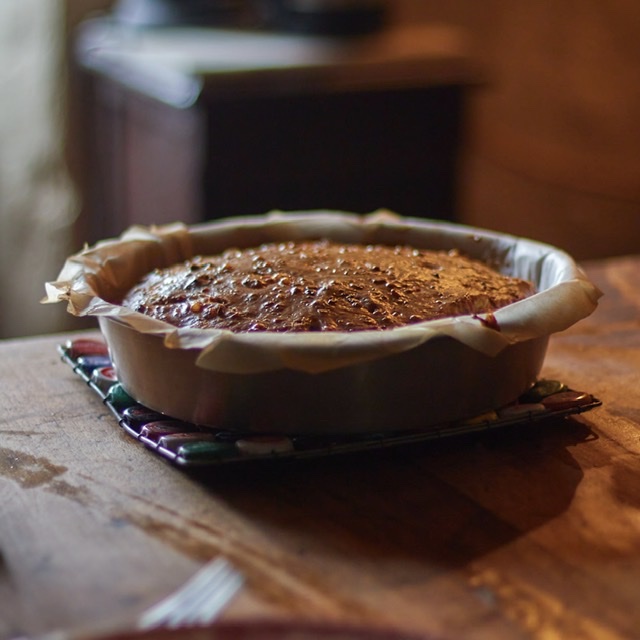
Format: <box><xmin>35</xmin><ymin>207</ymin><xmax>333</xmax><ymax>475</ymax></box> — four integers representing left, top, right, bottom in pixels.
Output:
<box><xmin>121</xmin><ymin>240</ymin><xmax>535</xmax><ymax>332</ymax></box>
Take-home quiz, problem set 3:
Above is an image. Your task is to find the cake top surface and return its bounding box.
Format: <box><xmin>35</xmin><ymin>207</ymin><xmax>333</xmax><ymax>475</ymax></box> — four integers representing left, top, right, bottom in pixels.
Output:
<box><xmin>122</xmin><ymin>239</ymin><xmax>535</xmax><ymax>332</ymax></box>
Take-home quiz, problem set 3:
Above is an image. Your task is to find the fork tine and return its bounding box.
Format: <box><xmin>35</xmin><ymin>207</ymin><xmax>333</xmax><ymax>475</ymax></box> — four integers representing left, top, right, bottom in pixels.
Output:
<box><xmin>137</xmin><ymin>557</ymin><xmax>243</xmax><ymax>630</ymax></box>
<box><xmin>137</xmin><ymin>571</ymin><xmax>209</xmax><ymax>629</ymax></box>
<box><xmin>170</xmin><ymin>561</ymin><xmax>240</xmax><ymax>627</ymax></box>
<box><xmin>178</xmin><ymin>565</ymin><xmax>244</xmax><ymax>626</ymax></box>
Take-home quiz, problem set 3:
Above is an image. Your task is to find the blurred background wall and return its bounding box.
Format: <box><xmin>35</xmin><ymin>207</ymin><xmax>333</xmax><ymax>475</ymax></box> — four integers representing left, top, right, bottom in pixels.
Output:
<box><xmin>0</xmin><ymin>0</ymin><xmax>111</xmax><ymax>339</ymax></box>
<box><xmin>0</xmin><ymin>2</ymin><xmax>76</xmax><ymax>338</ymax></box>
<box><xmin>0</xmin><ymin>0</ymin><xmax>638</xmax><ymax>338</ymax></box>
<box><xmin>398</xmin><ymin>0</ymin><xmax>640</xmax><ymax>260</ymax></box>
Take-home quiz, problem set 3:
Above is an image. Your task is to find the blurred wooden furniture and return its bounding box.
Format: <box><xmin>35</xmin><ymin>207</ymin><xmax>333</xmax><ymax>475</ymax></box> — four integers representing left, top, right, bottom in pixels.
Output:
<box><xmin>1</xmin><ymin>255</ymin><xmax>640</xmax><ymax>639</ymax></box>
<box><xmin>458</xmin><ymin>2</ymin><xmax>640</xmax><ymax>260</ymax></box>
<box><xmin>74</xmin><ymin>20</ymin><xmax>475</xmax><ymax>243</ymax></box>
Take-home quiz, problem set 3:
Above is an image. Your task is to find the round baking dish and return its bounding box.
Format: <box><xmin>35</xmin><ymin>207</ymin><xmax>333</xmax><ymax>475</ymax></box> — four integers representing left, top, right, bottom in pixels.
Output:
<box><xmin>46</xmin><ymin>210</ymin><xmax>601</xmax><ymax>433</ymax></box>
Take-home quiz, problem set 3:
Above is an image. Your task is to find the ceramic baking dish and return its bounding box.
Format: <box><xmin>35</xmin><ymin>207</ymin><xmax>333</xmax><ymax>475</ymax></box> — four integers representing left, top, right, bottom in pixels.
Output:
<box><xmin>45</xmin><ymin>210</ymin><xmax>601</xmax><ymax>433</ymax></box>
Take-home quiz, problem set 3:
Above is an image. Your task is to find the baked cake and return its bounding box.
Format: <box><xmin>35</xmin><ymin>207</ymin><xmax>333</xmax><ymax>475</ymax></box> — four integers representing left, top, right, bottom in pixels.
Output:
<box><xmin>121</xmin><ymin>240</ymin><xmax>535</xmax><ymax>332</ymax></box>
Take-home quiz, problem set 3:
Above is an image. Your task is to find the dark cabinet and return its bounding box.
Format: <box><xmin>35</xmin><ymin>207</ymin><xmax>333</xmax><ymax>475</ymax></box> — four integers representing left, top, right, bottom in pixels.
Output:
<box><xmin>76</xmin><ymin>20</ymin><xmax>475</xmax><ymax>242</ymax></box>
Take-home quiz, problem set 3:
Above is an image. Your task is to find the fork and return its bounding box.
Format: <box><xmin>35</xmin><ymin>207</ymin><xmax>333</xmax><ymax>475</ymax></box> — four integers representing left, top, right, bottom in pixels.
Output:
<box><xmin>136</xmin><ymin>557</ymin><xmax>244</xmax><ymax>630</ymax></box>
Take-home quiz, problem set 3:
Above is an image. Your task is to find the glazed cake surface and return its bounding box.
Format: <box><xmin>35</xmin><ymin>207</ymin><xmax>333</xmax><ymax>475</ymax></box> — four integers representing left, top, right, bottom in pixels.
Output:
<box><xmin>121</xmin><ymin>240</ymin><xmax>535</xmax><ymax>332</ymax></box>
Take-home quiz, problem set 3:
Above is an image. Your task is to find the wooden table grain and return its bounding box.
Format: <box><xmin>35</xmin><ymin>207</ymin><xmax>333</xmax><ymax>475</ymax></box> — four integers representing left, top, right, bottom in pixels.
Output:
<box><xmin>1</xmin><ymin>255</ymin><xmax>639</xmax><ymax>640</ymax></box>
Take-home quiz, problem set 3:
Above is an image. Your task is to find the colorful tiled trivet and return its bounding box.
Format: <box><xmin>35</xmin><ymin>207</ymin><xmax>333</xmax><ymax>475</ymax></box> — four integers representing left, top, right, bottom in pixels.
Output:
<box><xmin>59</xmin><ymin>338</ymin><xmax>602</xmax><ymax>468</ymax></box>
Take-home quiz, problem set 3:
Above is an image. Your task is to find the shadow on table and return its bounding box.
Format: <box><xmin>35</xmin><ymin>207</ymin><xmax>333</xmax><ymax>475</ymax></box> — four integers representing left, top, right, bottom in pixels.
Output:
<box><xmin>188</xmin><ymin>415</ymin><xmax>596</xmax><ymax>574</ymax></box>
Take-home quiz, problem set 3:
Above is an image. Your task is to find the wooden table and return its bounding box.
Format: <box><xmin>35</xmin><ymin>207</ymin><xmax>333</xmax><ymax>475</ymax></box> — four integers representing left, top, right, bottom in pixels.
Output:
<box><xmin>1</xmin><ymin>255</ymin><xmax>639</xmax><ymax>640</ymax></box>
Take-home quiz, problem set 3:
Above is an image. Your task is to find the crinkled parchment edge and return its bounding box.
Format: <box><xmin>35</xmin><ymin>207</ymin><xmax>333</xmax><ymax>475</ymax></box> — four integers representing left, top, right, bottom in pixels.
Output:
<box><xmin>43</xmin><ymin>210</ymin><xmax>602</xmax><ymax>374</ymax></box>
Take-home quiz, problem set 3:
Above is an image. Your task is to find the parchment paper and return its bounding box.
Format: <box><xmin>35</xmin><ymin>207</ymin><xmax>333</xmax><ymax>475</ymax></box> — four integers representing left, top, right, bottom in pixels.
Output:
<box><xmin>44</xmin><ymin>210</ymin><xmax>602</xmax><ymax>374</ymax></box>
